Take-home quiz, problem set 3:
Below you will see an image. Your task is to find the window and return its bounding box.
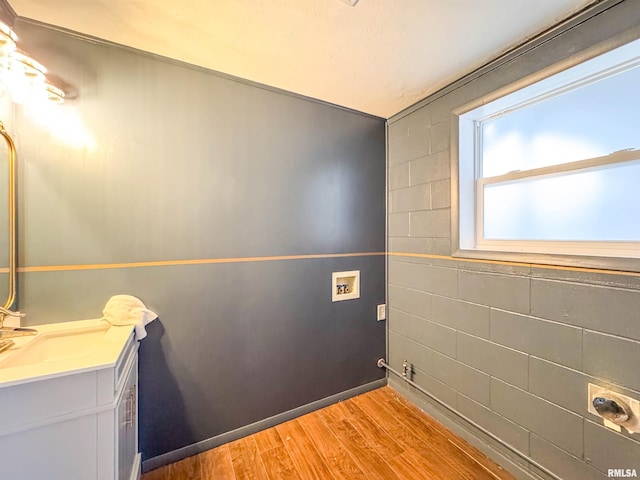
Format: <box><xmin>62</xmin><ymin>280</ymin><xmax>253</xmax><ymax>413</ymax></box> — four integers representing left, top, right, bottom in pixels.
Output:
<box><xmin>456</xmin><ymin>38</ymin><xmax>640</xmax><ymax>268</ymax></box>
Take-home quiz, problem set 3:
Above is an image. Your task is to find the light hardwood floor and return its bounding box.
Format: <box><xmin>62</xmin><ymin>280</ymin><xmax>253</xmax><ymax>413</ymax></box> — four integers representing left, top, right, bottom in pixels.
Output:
<box><xmin>143</xmin><ymin>386</ymin><xmax>516</xmax><ymax>480</ymax></box>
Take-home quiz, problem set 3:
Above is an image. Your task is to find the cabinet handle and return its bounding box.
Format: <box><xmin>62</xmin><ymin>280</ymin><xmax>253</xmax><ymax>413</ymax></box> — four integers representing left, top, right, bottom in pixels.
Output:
<box><xmin>124</xmin><ymin>386</ymin><xmax>137</xmax><ymax>428</ymax></box>
<box><xmin>125</xmin><ymin>391</ymin><xmax>132</xmax><ymax>427</ymax></box>
<box><xmin>125</xmin><ymin>387</ymin><xmax>135</xmax><ymax>427</ymax></box>
<box><xmin>131</xmin><ymin>386</ymin><xmax>137</xmax><ymax>424</ymax></box>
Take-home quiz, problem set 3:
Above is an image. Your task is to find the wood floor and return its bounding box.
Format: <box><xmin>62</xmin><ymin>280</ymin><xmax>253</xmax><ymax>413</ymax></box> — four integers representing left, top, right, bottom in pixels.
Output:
<box><xmin>142</xmin><ymin>386</ymin><xmax>516</xmax><ymax>480</ymax></box>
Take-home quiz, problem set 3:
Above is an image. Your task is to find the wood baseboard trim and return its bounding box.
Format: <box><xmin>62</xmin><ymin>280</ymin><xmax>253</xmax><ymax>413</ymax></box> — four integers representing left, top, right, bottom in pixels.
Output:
<box><xmin>141</xmin><ymin>377</ymin><xmax>387</xmax><ymax>473</ymax></box>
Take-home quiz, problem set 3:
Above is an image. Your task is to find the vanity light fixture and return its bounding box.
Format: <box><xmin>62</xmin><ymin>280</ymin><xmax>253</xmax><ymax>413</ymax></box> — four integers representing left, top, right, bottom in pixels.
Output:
<box><xmin>0</xmin><ymin>20</ymin><xmax>16</xmax><ymax>54</ymax></box>
<box><xmin>11</xmin><ymin>50</ymin><xmax>46</xmax><ymax>82</ymax></box>
<box><xmin>0</xmin><ymin>20</ymin><xmax>65</xmax><ymax>104</ymax></box>
<box><xmin>44</xmin><ymin>81</ymin><xmax>65</xmax><ymax>104</ymax></box>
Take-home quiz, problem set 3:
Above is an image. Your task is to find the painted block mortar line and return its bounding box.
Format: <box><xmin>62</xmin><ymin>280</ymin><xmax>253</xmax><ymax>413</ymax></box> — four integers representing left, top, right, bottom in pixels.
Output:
<box><xmin>456</xmin><ymin>333</ymin><xmax>530</xmax><ymax>390</ymax></box>
<box><xmin>583</xmin><ymin>327</ymin><xmax>640</xmax><ymax>344</ymax></box>
<box><xmin>387</xmin><ymin>282</ymin><xmax>436</xmax><ymax>295</ymax></box>
<box><xmin>490</xmin><ymin>306</ymin><xmax>591</xmax><ymax>331</ymax></box>
<box><xmin>457</xmin><ymin>330</ymin><xmax>507</xmax><ymax>353</ymax></box>
<box><xmin>532</xmin><ymin>280</ymin><xmax>640</xmax><ymax>341</ymax></box>
<box><xmin>429</xmin><ymin>181</ymin><xmax>433</xmax><ymax>211</ymax></box>
<box><xmin>496</xmin><ymin>378</ymin><xmax>589</xmax><ymax>419</ymax></box>
<box><xmin>533</xmin><ymin>275</ymin><xmax>640</xmax><ymax>292</ymax></box>
<box><xmin>431</xmin><ymin>291</ymin><xmax>495</xmax><ymax>310</ymax></box>
<box><xmin>583</xmin><ymin>330</ymin><xmax>640</xmax><ymax>393</ymax></box>
<box><xmin>529</xmin><ymin>271</ymin><xmax>532</xmax><ymax>316</ymax></box>
<box><xmin>491</xmin><ymin>379</ymin><xmax>585</xmax><ymax>457</ymax></box>
<box><xmin>455</xmin><ymin>268</ymin><xmax>461</xmax><ymax>303</ymax></box>
<box><xmin>389</xmin><ymin>256</ymin><xmax>431</xmax><ymax>267</ymax></box>
<box><xmin>530</xmin><ymin>265</ymin><xmax>640</xmax><ymax>291</ymax></box>
<box><xmin>581</xmin><ymin>326</ymin><xmax>585</xmax><ymax>376</ymax></box>
<box><xmin>457</xmin><ymin>267</ymin><xmax>533</xmax><ymax>280</ymax></box>
<box><xmin>490</xmin><ymin>308</ymin><xmax>583</xmax><ymax>370</ymax></box>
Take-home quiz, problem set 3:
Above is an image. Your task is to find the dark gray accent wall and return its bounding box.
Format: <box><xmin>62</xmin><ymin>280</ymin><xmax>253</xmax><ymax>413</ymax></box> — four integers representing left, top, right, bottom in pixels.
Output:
<box><xmin>387</xmin><ymin>2</ymin><xmax>640</xmax><ymax>480</ymax></box>
<box><xmin>10</xmin><ymin>20</ymin><xmax>386</xmax><ymax>462</ymax></box>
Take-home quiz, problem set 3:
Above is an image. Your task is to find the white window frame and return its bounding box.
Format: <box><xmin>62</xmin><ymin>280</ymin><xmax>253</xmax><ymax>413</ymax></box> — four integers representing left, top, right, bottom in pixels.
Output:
<box><xmin>453</xmin><ymin>37</ymin><xmax>640</xmax><ymax>271</ymax></box>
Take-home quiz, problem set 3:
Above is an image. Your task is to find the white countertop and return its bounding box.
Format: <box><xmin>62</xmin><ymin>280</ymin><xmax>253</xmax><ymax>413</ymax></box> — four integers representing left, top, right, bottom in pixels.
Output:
<box><xmin>0</xmin><ymin>318</ymin><xmax>134</xmax><ymax>388</ymax></box>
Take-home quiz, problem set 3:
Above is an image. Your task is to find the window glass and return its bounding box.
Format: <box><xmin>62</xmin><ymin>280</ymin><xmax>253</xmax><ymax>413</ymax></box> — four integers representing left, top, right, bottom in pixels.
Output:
<box><xmin>456</xmin><ymin>37</ymin><xmax>640</xmax><ymax>265</ymax></box>
<box><xmin>481</xmin><ymin>65</ymin><xmax>640</xmax><ymax>178</ymax></box>
<box><xmin>483</xmin><ymin>161</ymin><xmax>640</xmax><ymax>241</ymax></box>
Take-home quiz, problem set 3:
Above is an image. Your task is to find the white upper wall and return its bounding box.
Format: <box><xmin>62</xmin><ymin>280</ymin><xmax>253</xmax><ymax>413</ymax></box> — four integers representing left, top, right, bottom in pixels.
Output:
<box><xmin>9</xmin><ymin>0</ymin><xmax>594</xmax><ymax>117</ymax></box>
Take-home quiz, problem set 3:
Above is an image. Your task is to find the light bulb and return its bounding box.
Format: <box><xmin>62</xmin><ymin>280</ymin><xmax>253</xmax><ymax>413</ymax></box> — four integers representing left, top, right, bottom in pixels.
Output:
<box><xmin>4</xmin><ymin>50</ymin><xmax>46</xmax><ymax>104</ymax></box>
<box><xmin>44</xmin><ymin>82</ymin><xmax>64</xmax><ymax>104</ymax></box>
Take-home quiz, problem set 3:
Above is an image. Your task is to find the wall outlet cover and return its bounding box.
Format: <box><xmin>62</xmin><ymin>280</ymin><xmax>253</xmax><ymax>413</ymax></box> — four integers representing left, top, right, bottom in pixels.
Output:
<box><xmin>377</xmin><ymin>304</ymin><xmax>386</xmax><ymax>321</ymax></box>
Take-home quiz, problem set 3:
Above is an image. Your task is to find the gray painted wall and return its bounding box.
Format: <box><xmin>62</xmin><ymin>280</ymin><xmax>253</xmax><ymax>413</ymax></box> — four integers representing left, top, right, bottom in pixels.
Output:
<box><xmin>9</xmin><ymin>20</ymin><xmax>386</xmax><ymax>462</ymax></box>
<box><xmin>387</xmin><ymin>2</ymin><xmax>640</xmax><ymax>479</ymax></box>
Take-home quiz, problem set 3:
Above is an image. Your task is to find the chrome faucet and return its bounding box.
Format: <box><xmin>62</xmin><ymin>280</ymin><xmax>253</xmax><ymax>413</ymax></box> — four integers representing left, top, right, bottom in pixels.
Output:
<box><xmin>0</xmin><ymin>306</ymin><xmax>36</xmax><ymax>338</ymax></box>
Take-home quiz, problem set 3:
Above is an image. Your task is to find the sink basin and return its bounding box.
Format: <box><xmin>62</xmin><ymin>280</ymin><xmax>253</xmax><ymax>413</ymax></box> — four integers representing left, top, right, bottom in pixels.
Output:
<box><xmin>0</xmin><ymin>319</ymin><xmax>135</xmax><ymax>388</ymax></box>
<box><xmin>0</xmin><ymin>323</ymin><xmax>110</xmax><ymax>369</ymax></box>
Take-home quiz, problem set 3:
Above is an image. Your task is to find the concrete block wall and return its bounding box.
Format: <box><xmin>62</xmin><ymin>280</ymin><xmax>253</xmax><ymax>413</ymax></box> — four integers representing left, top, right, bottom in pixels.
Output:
<box><xmin>387</xmin><ymin>2</ymin><xmax>640</xmax><ymax>479</ymax></box>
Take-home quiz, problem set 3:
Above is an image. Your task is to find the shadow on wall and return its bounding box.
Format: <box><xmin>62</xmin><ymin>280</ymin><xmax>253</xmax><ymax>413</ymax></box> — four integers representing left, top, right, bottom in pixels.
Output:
<box><xmin>138</xmin><ymin>319</ymin><xmax>193</xmax><ymax>461</ymax></box>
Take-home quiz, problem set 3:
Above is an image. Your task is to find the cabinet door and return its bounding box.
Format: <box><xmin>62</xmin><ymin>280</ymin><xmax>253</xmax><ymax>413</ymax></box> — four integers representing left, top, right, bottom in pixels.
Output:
<box><xmin>117</xmin><ymin>355</ymin><xmax>138</xmax><ymax>480</ymax></box>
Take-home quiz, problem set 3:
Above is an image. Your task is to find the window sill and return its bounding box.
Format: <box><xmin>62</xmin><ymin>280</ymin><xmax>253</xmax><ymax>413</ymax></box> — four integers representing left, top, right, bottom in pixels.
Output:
<box><xmin>452</xmin><ymin>248</ymin><xmax>640</xmax><ymax>274</ymax></box>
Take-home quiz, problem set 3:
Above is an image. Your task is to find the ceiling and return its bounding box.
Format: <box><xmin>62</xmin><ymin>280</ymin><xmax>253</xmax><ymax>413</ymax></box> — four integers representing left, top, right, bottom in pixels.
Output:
<box><xmin>8</xmin><ymin>0</ymin><xmax>595</xmax><ymax>118</ymax></box>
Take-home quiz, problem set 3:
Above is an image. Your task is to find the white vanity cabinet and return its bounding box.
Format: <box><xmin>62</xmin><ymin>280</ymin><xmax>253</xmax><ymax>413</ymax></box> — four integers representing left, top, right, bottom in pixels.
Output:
<box><xmin>0</xmin><ymin>321</ymin><xmax>140</xmax><ymax>480</ymax></box>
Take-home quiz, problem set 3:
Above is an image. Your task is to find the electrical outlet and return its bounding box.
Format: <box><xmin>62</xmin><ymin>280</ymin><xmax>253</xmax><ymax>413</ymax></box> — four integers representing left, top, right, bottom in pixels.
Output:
<box><xmin>377</xmin><ymin>304</ymin><xmax>386</xmax><ymax>321</ymax></box>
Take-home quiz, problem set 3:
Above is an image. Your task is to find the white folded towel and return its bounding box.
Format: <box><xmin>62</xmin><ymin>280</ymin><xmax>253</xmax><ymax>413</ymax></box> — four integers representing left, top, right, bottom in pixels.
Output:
<box><xmin>102</xmin><ymin>294</ymin><xmax>158</xmax><ymax>340</ymax></box>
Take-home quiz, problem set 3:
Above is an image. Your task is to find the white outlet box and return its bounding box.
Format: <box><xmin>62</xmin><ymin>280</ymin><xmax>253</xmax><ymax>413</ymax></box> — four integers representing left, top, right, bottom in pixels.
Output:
<box><xmin>332</xmin><ymin>270</ymin><xmax>360</xmax><ymax>302</ymax></box>
<box><xmin>377</xmin><ymin>304</ymin><xmax>386</xmax><ymax>321</ymax></box>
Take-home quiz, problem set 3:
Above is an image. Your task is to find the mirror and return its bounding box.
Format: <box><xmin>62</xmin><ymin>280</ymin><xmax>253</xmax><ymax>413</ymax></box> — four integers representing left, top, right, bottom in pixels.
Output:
<box><xmin>0</xmin><ymin>134</ymin><xmax>7</xmax><ymax>306</ymax></box>
<box><xmin>0</xmin><ymin>123</ymin><xmax>16</xmax><ymax>312</ymax></box>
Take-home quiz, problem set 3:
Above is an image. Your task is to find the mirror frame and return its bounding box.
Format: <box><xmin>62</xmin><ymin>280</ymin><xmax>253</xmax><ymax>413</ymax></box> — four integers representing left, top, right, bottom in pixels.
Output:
<box><xmin>0</xmin><ymin>123</ymin><xmax>16</xmax><ymax>310</ymax></box>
